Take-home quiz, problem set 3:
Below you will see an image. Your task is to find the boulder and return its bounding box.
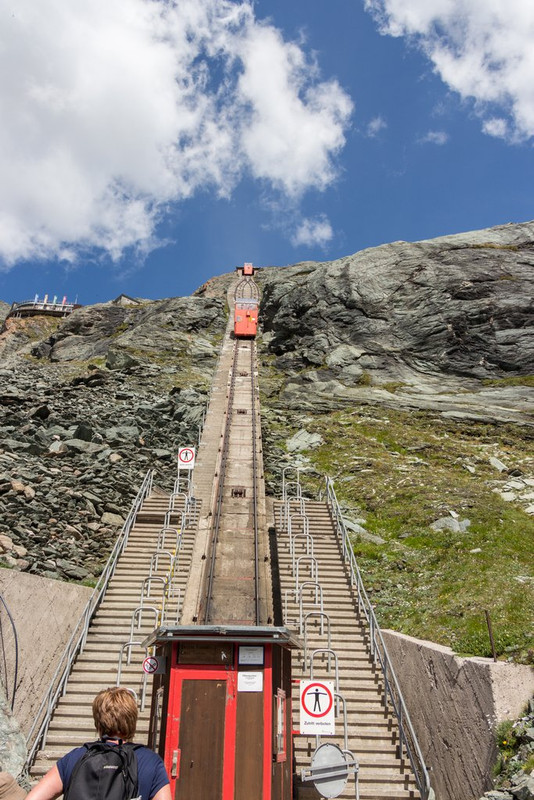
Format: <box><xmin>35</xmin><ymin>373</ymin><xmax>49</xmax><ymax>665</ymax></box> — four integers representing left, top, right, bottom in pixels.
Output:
<box><xmin>430</xmin><ymin>517</ymin><xmax>471</xmax><ymax>533</ymax></box>
<box><xmin>286</xmin><ymin>430</ymin><xmax>324</xmax><ymax>452</ymax></box>
<box><xmin>510</xmin><ymin>775</ymin><xmax>534</xmax><ymax>800</ymax></box>
<box><xmin>106</xmin><ymin>349</ymin><xmax>139</xmax><ymax>371</ymax></box>
<box><xmin>100</xmin><ymin>512</ymin><xmax>125</xmax><ymax>527</ymax></box>
<box><xmin>63</xmin><ymin>439</ymin><xmax>107</xmax><ymax>455</ymax></box>
<box><xmin>48</xmin><ymin>441</ymin><xmax>68</xmax><ymax>454</ymax></box>
<box><xmin>325</xmin><ymin>343</ymin><xmax>364</xmax><ymax>368</ymax></box>
<box><xmin>490</xmin><ymin>457</ymin><xmax>509</xmax><ymax>472</ymax></box>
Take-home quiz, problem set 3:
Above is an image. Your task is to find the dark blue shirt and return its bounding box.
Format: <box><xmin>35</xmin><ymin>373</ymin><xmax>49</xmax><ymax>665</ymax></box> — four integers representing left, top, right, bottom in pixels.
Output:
<box><xmin>57</xmin><ymin>742</ymin><xmax>169</xmax><ymax>800</ymax></box>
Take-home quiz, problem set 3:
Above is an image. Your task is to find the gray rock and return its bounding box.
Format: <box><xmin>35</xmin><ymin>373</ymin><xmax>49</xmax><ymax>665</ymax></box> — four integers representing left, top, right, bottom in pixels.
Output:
<box><xmin>189</xmin><ymin>337</ymin><xmax>216</xmax><ymax>360</ymax></box>
<box><xmin>71</xmin><ymin>423</ymin><xmax>94</xmax><ymax>442</ymax></box>
<box><xmin>325</xmin><ymin>344</ymin><xmax>364</xmax><ymax>369</ymax></box>
<box><xmin>106</xmin><ymin>349</ymin><xmax>139</xmax><ymax>370</ymax></box>
<box><xmin>430</xmin><ymin>517</ymin><xmax>471</xmax><ymax>533</ymax></box>
<box><xmin>430</xmin><ymin>517</ymin><xmax>461</xmax><ymax>533</ymax></box>
<box><xmin>339</xmin><ymin>363</ymin><xmax>364</xmax><ymax>383</ymax></box>
<box><xmin>345</xmin><ymin>518</ymin><xmax>385</xmax><ymax>545</ymax></box>
<box><xmin>28</xmin><ymin>404</ymin><xmax>51</xmax><ymax>420</ymax></box>
<box><xmin>510</xmin><ymin>775</ymin><xmax>534</xmax><ymax>800</ymax></box>
<box><xmin>286</xmin><ymin>430</ymin><xmax>324</xmax><ymax>452</ymax></box>
<box><xmin>64</xmin><ymin>439</ymin><xmax>107</xmax><ymax>454</ymax></box>
<box><xmin>0</xmin><ymin>685</ymin><xmax>27</xmax><ymax>775</ymax></box>
<box><xmin>100</xmin><ymin>512</ymin><xmax>125</xmax><ymax>527</ymax></box>
<box><xmin>490</xmin><ymin>457</ymin><xmax>509</xmax><ymax>472</ymax></box>
<box><xmin>153</xmin><ymin>449</ymin><xmax>172</xmax><ymax>459</ymax></box>
<box><xmin>344</xmin><ymin>519</ymin><xmax>368</xmax><ymax>536</ymax></box>
<box><xmin>48</xmin><ymin>441</ymin><xmax>68</xmax><ymax>454</ymax></box>
<box><xmin>105</xmin><ymin>426</ymin><xmax>140</xmax><ymax>444</ymax></box>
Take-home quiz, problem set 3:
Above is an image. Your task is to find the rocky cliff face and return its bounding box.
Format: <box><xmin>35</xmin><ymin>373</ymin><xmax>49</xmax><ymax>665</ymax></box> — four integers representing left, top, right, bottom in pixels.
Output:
<box><xmin>0</xmin><ymin>295</ymin><xmax>225</xmax><ymax>581</ymax></box>
<box><xmin>251</xmin><ymin>222</ymin><xmax>533</xmax><ymax>664</ymax></box>
<box><xmin>257</xmin><ymin>220</ymin><xmax>534</xmax><ymax>424</ymax></box>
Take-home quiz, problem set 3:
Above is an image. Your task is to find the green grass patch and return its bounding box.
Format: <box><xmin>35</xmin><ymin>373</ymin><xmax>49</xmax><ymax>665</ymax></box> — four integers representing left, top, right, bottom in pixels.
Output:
<box><xmin>483</xmin><ymin>375</ymin><xmax>534</xmax><ymax>388</ymax></box>
<box><xmin>258</xmin><ymin>361</ymin><xmax>534</xmax><ymax>661</ymax></box>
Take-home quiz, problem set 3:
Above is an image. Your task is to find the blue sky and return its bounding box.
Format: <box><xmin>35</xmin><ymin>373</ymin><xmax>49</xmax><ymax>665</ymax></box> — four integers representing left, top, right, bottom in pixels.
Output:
<box><xmin>1</xmin><ymin>0</ymin><xmax>532</xmax><ymax>305</ymax></box>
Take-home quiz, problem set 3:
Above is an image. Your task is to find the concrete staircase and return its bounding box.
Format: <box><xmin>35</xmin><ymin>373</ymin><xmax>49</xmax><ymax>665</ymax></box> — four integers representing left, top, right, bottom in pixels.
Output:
<box><xmin>30</xmin><ymin>490</ymin><xmax>198</xmax><ymax>779</ymax></box>
<box><xmin>275</xmin><ymin>500</ymin><xmax>419</xmax><ymax>800</ymax></box>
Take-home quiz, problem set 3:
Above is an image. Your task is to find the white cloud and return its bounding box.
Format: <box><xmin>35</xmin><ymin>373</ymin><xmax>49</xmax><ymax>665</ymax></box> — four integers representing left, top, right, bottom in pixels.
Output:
<box><xmin>366</xmin><ymin>116</ymin><xmax>388</xmax><ymax>137</ymax></box>
<box><xmin>291</xmin><ymin>215</ymin><xmax>333</xmax><ymax>247</ymax></box>
<box><xmin>0</xmin><ymin>0</ymin><xmax>352</xmax><ymax>266</ymax></box>
<box><xmin>364</xmin><ymin>0</ymin><xmax>534</xmax><ymax>142</ymax></box>
<box><xmin>482</xmin><ymin>117</ymin><xmax>509</xmax><ymax>138</ymax></box>
<box><xmin>418</xmin><ymin>130</ymin><xmax>449</xmax><ymax>145</ymax></box>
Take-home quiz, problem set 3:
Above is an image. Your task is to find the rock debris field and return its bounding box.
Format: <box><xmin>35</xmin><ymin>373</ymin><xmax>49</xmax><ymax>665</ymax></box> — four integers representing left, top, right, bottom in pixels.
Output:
<box><xmin>0</xmin><ymin>294</ymin><xmax>225</xmax><ymax>582</ymax></box>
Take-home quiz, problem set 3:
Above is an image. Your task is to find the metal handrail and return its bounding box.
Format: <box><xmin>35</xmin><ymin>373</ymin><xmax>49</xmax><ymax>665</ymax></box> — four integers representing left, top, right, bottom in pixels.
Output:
<box><xmin>116</xmin><ymin>641</ymin><xmax>149</xmax><ymax>711</ymax></box>
<box><xmin>23</xmin><ymin>468</ymin><xmax>155</xmax><ymax>772</ymax></box>
<box><xmin>323</xmin><ymin>476</ymin><xmax>432</xmax><ymax>800</ymax></box>
<box><xmin>303</xmin><ymin>612</ymin><xmax>331</xmax><ymax>670</ymax></box>
<box><xmin>0</xmin><ymin>593</ymin><xmax>19</xmax><ymax>711</ymax></box>
<box><xmin>298</xmin><ymin>582</ymin><xmax>324</xmax><ymax>634</ymax></box>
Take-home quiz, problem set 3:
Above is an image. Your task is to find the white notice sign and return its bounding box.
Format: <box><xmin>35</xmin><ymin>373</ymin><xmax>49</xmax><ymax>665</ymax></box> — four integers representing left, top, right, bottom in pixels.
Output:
<box><xmin>177</xmin><ymin>446</ymin><xmax>196</xmax><ymax>470</ymax></box>
<box><xmin>300</xmin><ymin>680</ymin><xmax>335</xmax><ymax>735</ymax></box>
<box><xmin>237</xmin><ymin>671</ymin><xmax>263</xmax><ymax>692</ymax></box>
<box><xmin>238</xmin><ymin>646</ymin><xmax>264</xmax><ymax>665</ymax></box>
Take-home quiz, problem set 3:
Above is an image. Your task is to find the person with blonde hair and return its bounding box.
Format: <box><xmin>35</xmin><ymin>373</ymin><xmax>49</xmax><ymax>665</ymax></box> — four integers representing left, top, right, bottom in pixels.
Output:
<box><xmin>26</xmin><ymin>688</ymin><xmax>170</xmax><ymax>800</ymax></box>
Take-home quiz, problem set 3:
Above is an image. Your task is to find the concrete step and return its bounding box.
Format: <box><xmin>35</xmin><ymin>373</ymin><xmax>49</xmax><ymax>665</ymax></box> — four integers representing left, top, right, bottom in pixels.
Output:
<box><xmin>276</xmin><ymin>500</ymin><xmax>422</xmax><ymax>800</ymax></box>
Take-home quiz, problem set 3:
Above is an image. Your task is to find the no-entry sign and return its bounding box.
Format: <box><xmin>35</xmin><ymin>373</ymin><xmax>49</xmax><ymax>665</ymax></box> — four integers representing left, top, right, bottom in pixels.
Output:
<box><xmin>300</xmin><ymin>680</ymin><xmax>335</xmax><ymax>735</ymax></box>
<box><xmin>143</xmin><ymin>655</ymin><xmax>165</xmax><ymax>674</ymax></box>
<box><xmin>177</xmin><ymin>446</ymin><xmax>196</xmax><ymax>470</ymax></box>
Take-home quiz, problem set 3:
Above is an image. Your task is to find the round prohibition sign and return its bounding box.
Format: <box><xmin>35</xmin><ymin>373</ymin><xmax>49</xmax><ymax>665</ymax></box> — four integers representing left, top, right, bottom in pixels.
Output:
<box><xmin>143</xmin><ymin>656</ymin><xmax>159</xmax><ymax>675</ymax></box>
<box><xmin>178</xmin><ymin>448</ymin><xmax>194</xmax><ymax>464</ymax></box>
<box><xmin>302</xmin><ymin>682</ymin><xmax>334</xmax><ymax>718</ymax></box>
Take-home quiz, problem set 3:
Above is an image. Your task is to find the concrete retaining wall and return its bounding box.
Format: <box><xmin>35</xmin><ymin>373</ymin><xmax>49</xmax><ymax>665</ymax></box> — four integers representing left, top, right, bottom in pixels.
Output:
<box><xmin>382</xmin><ymin>630</ymin><xmax>534</xmax><ymax>800</ymax></box>
<box><xmin>0</xmin><ymin>569</ymin><xmax>92</xmax><ymax>738</ymax></box>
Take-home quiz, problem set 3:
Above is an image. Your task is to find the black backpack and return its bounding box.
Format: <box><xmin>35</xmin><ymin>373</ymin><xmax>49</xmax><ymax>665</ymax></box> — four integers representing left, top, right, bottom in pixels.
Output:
<box><xmin>64</xmin><ymin>740</ymin><xmax>141</xmax><ymax>800</ymax></box>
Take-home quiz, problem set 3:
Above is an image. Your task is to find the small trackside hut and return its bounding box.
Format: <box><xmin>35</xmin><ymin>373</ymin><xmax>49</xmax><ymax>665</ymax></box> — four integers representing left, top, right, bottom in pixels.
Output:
<box><xmin>144</xmin><ymin>625</ymin><xmax>300</xmax><ymax>800</ymax></box>
<box><xmin>235</xmin><ymin>262</ymin><xmax>255</xmax><ymax>276</ymax></box>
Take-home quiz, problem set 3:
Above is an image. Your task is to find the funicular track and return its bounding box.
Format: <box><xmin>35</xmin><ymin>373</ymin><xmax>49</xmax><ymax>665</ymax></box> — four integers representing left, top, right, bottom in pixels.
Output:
<box><xmin>203</xmin><ymin>337</ymin><xmax>263</xmax><ymax>625</ymax></box>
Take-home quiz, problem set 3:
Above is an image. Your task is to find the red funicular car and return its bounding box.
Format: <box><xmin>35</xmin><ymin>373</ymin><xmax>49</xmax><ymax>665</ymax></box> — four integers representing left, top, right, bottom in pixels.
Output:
<box><xmin>234</xmin><ymin>300</ymin><xmax>258</xmax><ymax>338</ymax></box>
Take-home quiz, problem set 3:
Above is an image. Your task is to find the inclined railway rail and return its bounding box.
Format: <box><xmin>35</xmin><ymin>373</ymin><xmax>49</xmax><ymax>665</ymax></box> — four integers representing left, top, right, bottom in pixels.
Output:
<box><xmin>202</xmin><ymin>338</ymin><xmax>262</xmax><ymax>625</ymax></box>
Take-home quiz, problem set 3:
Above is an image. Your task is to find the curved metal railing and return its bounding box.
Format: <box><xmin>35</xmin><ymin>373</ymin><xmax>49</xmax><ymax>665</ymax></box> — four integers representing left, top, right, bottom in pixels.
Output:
<box><xmin>0</xmin><ymin>593</ymin><xmax>19</xmax><ymax>711</ymax></box>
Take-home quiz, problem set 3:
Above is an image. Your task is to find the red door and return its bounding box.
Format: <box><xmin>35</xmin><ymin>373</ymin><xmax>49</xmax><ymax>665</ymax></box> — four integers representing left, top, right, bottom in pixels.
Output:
<box><xmin>165</xmin><ymin>666</ymin><xmax>237</xmax><ymax>800</ymax></box>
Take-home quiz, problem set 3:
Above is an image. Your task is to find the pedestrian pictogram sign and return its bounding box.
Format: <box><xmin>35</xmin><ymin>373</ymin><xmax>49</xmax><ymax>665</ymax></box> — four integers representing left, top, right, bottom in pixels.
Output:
<box><xmin>177</xmin><ymin>446</ymin><xmax>196</xmax><ymax>470</ymax></box>
<box><xmin>143</xmin><ymin>655</ymin><xmax>166</xmax><ymax>674</ymax></box>
<box><xmin>300</xmin><ymin>680</ymin><xmax>335</xmax><ymax>735</ymax></box>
